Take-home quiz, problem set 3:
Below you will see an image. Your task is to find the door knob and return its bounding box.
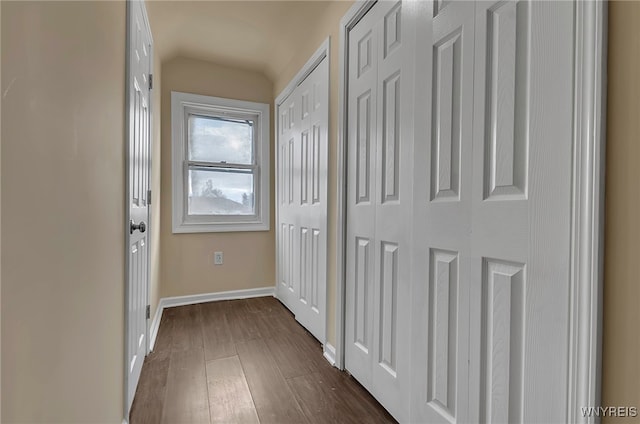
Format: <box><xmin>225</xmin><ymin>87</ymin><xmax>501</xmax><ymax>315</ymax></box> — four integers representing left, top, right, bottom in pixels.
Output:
<box><xmin>130</xmin><ymin>220</ymin><xmax>147</xmax><ymax>234</ymax></box>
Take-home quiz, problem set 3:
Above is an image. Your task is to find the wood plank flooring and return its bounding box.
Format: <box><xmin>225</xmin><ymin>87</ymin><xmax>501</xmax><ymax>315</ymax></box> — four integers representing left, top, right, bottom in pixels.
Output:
<box><xmin>130</xmin><ymin>297</ymin><xmax>396</xmax><ymax>424</ymax></box>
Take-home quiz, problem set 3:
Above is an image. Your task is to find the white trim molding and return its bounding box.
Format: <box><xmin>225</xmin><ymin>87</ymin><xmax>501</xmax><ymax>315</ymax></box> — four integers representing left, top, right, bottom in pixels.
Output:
<box><xmin>568</xmin><ymin>1</ymin><xmax>607</xmax><ymax>422</ymax></box>
<box><xmin>149</xmin><ymin>301</ymin><xmax>164</xmax><ymax>352</ymax></box>
<box><xmin>335</xmin><ymin>0</ymin><xmax>377</xmax><ymax>371</ymax></box>
<box><xmin>323</xmin><ymin>343</ymin><xmax>337</xmax><ymax>367</ymax></box>
<box><xmin>171</xmin><ymin>92</ymin><xmax>270</xmax><ymax>234</ymax></box>
<box><xmin>149</xmin><ymin>286</ymin><xmax>275</xmax><ymax>351</ymax></box>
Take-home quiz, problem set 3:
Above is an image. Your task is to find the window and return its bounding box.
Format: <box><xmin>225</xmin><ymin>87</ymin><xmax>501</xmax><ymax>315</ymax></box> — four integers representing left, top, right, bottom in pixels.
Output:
<box><xmin>171</xmin><ymin>92</ymin><xmax>270</xmax><ymax>232</ymax></box>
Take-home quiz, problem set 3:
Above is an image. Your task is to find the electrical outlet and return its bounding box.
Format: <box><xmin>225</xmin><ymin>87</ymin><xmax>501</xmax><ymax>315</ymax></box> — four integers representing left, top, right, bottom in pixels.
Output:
<box><xmin>214</xmin><ymin>251</ymin><xmax>223</xmax><ymax>265</ymax></box>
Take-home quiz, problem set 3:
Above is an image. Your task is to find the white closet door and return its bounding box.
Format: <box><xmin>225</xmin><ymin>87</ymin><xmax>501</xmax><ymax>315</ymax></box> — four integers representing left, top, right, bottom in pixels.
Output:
<box><xmin>345</xmin><ymin>1</ymin><xmax>414</xmax><ymax>420</ymax></box>
<box><xmin>468</xmin><ymin>1</ymin><xmax>574</xmax><ymax>422</ymax></box>
<box><xmin>410</xmin><ymin>1</ymin><xmax>575</xmax><ymax>423</ymax></box>
<box><xmin>346</xmin><ymin>3</ymin><xmax>379</xmax><ymax>390</ymax></box>
<box><xmin>410</xmin><ymin>1</ymin><xmax>475</xmax><ymax>423</ymax></box>
<box><xmin>276</xmin><ymin>56</ymin><xmax>329</xmax><ymax>342</ymax></box>
<box><xmin>294</xmin><ymin>58</ymin><xmax>329</xmax><ymax>340</ymax></box>
<box><xmin>277</xmin><ymin>89</ymin><xmax>298</xmax><ymax>315</ymax></box>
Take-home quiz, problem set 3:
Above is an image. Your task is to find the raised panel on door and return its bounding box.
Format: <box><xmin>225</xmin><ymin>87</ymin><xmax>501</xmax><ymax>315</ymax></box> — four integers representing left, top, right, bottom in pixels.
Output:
<box><xmin>427</xmin><ymin>249</ymin><xmax>459</xmax><ymax>421</ymax></box>
<box><xmin>410</xmin><ymin>1</ymin><xmax>474</xmax><ymax>422</ymax></box>
<box><xmin>468</xmin><ymin>1</ymin><xmax>574</xmax><ymax>422</ymax></box>
<box><xmin>479</xmin><ymin>259</ymin><xmax>525</xmax><ymax>424</ymax></box>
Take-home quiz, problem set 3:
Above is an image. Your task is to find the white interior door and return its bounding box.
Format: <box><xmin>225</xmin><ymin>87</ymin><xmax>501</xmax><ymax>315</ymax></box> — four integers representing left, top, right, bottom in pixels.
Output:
<box><xmin>126</xmin><ymin>0</ymin><xmax>152</xmax><ymax>413</ymax></box>
<box><xmin>276</xmin><ymin>55</ymin><xmax>329</xmax><ymax>342</ymax></box>
<box><xmin>410</xmin><ymin>1</ymin><xmax>474</xmax><ymax>422</ymax></box>
<box><xmin>345</xmin><ymin>1</ymin><xmax>414</xmax><ymax>420</ymax></box>
<box><xmin>410</xmin><ymin>0</ymin><xmax>575</xmax><ymax>423</ymax></box>
<box><xmin>468</xmin><ymin>1</ymin><xmax>574</xmax><ymax>422</ymax></box>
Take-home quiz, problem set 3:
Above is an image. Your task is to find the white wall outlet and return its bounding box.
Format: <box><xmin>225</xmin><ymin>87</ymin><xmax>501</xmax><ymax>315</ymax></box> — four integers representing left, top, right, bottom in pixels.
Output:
<box><xmin>214</xmin><ymin>251</ymin><xmax>223</xmax><ymax>265</ymax></box>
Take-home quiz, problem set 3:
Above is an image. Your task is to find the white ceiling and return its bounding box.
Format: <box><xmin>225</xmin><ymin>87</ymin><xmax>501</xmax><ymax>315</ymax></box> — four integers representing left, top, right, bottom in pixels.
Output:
<box><xmin>146</xmin><ymin>1</ymin><xmax>335</xmax><ymax>81</ymax></box>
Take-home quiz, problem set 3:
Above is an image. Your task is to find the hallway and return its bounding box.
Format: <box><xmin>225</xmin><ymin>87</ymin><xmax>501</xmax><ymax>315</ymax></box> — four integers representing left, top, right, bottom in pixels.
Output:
<box><xmin>130</xmin><ymin>297</ymin><xmax>395</xmax><ymax>423</ymax></box>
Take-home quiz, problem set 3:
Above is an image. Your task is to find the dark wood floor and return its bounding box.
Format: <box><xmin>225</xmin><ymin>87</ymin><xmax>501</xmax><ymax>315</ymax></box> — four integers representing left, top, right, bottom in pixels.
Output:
<box><xmin>130</xmin><ymin>296</ymin><xmax>396</xmax><ymax>424</ymax></box>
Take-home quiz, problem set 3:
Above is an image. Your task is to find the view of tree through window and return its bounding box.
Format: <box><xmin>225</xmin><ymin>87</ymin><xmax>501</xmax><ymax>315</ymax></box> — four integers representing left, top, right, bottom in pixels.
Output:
<box><xmin>187</xmin><ymin>115</ymin><xmax>255</xmax><ymax>215</ymax></box>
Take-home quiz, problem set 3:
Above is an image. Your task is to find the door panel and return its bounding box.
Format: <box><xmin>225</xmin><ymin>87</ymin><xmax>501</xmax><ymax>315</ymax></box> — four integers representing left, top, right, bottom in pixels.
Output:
<box><xmin>346</xmin><ymin>2</ymin><xmax>379</xmax><ymax>390</ymax></box>
<box><xmin>411</xmin><ymin>1</ymin><xmax>474</xmax><ymax>422</ymax></box>
<box><xmin>126</xmin><ymin>0</ymin><xmax>152</xmax><ymax>412</ymax></box>
<box><xmin>410</xmin><ymin>1</ymin><xmax>574</xmax><ymax>423</ymax></box>
<box><xmin>345</xmin><ymin>1</ymin><xmax>414</xmax><ymax>420</ymax></box>
<box><xmin>276</xmin><ymin>56</ymin><xmax>329</xmax><ymax>342</ymax></box>
<box><xmin>469</xmin><ymin>1</ymin><xmax>574</xmax><ymax>422</ymax></box>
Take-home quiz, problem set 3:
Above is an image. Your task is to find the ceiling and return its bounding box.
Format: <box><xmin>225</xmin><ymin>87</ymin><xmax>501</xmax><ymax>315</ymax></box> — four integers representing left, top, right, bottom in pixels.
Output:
<box><xmin>146</xmin><ymin>1</ymin><xmax>335</xmax><ymax>81</ymax></box>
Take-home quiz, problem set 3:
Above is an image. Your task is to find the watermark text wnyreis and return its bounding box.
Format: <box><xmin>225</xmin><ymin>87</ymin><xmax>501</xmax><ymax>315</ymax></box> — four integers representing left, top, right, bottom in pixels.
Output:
<box><xmin>582</xmin><ymin>406</ymin><xmax>638</xmax><ymax>418</ymax></box>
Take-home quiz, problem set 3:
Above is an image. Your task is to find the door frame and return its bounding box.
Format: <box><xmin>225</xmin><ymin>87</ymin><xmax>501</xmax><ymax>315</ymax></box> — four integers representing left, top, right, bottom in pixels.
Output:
<box><xmin>124</xmin><ymin>0</ymin><xmax>153</xmax><ymax>420</ymax></box>
<box><xmin>274</xmin><ymin>37</ymin><xmax>330</xmax><ymax>345</ymax></box>
<box><xmin>334</xmin><ymin>0</ymin><xmax>607</xmax><ymax>420</ymax></box>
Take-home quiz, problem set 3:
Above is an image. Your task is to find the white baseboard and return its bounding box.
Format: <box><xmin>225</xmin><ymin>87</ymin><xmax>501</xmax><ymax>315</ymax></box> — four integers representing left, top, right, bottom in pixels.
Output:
<box><xmin>323</xmin><ymin>343</ymin><xmax>337</xmax><ymax>367</ymax></box>
<box><xmin>149</xmin><ymin>286</ymin><xmax>275</xmax><ymax>351</ymax></box>
<box><xmin>149</xmin><ymin>301</ymin><xmax>164</xmax><ymax>352</ymax></box>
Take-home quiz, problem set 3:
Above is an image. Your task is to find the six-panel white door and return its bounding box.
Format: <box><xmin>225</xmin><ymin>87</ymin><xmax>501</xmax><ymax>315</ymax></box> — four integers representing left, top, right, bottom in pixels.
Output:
<box><xmin>126</xmin><ymin>0</ymin><xmax>152</xmax><ymax>413</ymax></box>
<box><xmin>410</xmin><ymin>0</ymin><xmax>575</xmax><ymax>423</ymax></box>
<box><xmin>345</xmin><ymin>1</ymin><xmax>414</xmax><ymax>420</ymax></box>
<box><xmin>276</xmin><ymin>57</ymin><xmax>329</xmax><ymax>342</ymax></box>
<box><xmin>410</xmin><ymin>1</ymin><xmax>475</xmax><ymax>422</ymax></box>
<box><xmin>468</xmin><ymin>1</ymin><xmax>574</xmax><ymax>422</ymax></box>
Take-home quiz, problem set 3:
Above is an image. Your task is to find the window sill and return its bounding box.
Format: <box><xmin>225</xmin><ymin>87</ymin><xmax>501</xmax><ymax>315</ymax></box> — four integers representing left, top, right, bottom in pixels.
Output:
<box><xmin>172</xmin><ymin>220</ymin><xmax>270</xmax><ymax>234</ymax></box>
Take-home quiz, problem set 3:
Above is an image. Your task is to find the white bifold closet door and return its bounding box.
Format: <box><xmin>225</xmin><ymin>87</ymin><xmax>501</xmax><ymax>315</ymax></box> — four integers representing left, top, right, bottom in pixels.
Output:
<box><xmin>345</xmin><ymin>1</ymin><xmax>415</xmax><ymax>421</ymax></box>
<box><xmin>277</xmin><ymin>57</ymin><xmax>329</xmax><ymax>342</ymax></box>
<box><xmin>410</xmin><ymin>1</ymin><xmax>575</xmax><ymax>423</ymax></box>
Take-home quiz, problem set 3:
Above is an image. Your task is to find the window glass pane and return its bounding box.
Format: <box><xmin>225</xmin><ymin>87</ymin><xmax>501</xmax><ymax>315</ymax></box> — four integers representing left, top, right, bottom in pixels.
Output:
<box><xmin>188</xmin><ymin>114</ymin><xmax>253</xmax><ymax>165</ymax></box>
<box><xmin>188</xmin><ymin>169</ymin><xmax>255</xmax><ymax>215</ymax></box>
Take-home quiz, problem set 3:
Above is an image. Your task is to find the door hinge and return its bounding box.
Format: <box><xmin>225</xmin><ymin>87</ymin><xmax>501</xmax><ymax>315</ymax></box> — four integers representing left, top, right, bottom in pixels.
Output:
<box><xmin>146</xmin><ymin>305</ymin><xmax>151</xmax><ymax>320</ymax></box>
<box><xmin>147</xmin><ymin>189</ymin><xmax>152</xmax><ymax>204</ymax></box>
<box><xmin>149</xmin><ymin>74</ymin><xmax>153</xmax><ymax>90</ymax></box>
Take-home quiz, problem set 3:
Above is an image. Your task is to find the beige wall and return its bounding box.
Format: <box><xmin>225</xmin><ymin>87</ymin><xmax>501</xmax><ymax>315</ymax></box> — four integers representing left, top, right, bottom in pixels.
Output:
<box><xmin>1</xmin><ymin>1</ymin><xmax>125</xmax><ymax>423</ymax></box>
<box><xmin>1</xmin><ymin>1</ymin><xmax>126</xmax><ymax>422</ymax></box>
<box><xmin>160</xmin><ymin>57</ymin><xmax>275</xmax><ymax>299</ymax></box>
<box><xmin>602</xmin><ymin>2</ymin><xmax>640</xmax><ymax>421</ymax></box>
<box><xmin>273</xmin><ymin>0</ymin><xmax>353</xmax><ymax>346</ymax></box>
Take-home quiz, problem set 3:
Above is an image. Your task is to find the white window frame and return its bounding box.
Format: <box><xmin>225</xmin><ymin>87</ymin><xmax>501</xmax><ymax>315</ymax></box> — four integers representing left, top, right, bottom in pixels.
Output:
<box><xmin>171</xmin><ymin>91</ymin><xmax>270</xmax><ymax>233</ymax></box>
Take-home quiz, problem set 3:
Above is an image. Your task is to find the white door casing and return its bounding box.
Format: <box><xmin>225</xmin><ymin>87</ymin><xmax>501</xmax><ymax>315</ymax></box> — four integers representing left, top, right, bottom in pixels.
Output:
<box><xmin>276</xmin><ymin>42</ymin><xmax>329</xmax><ymax>343</ymax></box>
<box><xmin>125</xmin><ymin>0</ymin><xmax>152</xmax><ymax>415</ymax></box>
<box><xmin>344</xmin><ymin>1</ymin><xmax>415</xmax><ymax>420</ymax></box>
